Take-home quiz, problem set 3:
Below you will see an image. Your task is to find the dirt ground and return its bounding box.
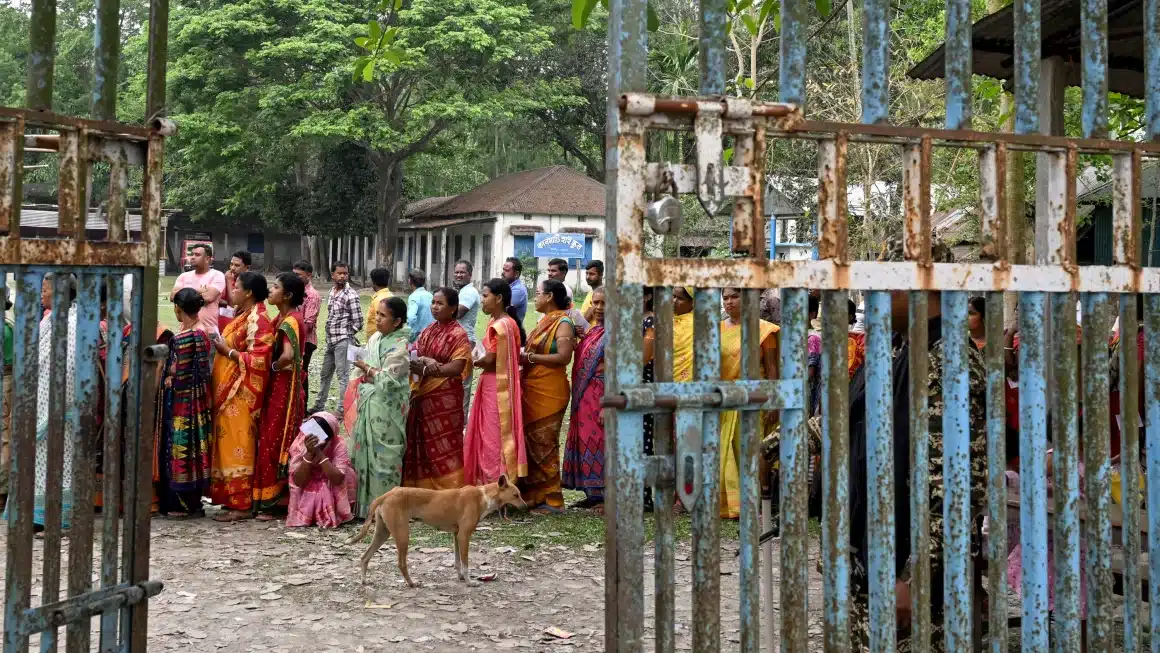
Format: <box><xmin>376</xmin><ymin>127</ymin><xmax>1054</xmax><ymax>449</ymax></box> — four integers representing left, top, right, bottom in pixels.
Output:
<box><xmin>1</xmin><ymin>507</ymin><xmax>826</xmax><ymax>652</ymax></box>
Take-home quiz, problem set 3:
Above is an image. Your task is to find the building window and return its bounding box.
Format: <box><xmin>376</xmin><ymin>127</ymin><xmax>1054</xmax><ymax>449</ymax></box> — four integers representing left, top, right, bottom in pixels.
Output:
<box><xmin>470</xmin><ymin>236</ymin><xmax>477</xmax><ymax>267</ymax></box>
<box><xmin>419</xmin><ymin>234</ymin><xmax>428</xmax><ymax>269</ymax></box>
<box><xmin>454</xmin><ymin>235</ymin><xmax>463</xmax><ymax>262</ymax></box>
<box><xmin>577</xmin><ymin>217</ymin><xmax>586</xmax><ymax>223</ymax></box>
<box><xmin>246</xmin><ymin>233</ymin><xmax>265</xmax><ymax>254</ymax></box>
<box><xmin>514</xmin><ymin>235</ymin><xmax>534</xmax><ymax>258</ymax></box>
<box><xmin>396</xmin><ymin>238</ymin><xmax>404</xmax><ymax>263</ymax></box>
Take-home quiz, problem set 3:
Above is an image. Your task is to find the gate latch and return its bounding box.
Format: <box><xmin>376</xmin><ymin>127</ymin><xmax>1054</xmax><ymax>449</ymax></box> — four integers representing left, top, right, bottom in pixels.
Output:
<box><xmin>675</xmin><ymin>409</ymin><xmax>703</xmax><ymax>511</ymax></box>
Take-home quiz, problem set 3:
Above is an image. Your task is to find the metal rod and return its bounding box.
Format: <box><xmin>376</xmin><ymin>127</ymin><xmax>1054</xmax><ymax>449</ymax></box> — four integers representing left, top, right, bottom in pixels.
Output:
<box><xmin>690</xmin><ymin>288</ymin><xmax>722</xmax><ymax>653</ymax></box>
<box><xmin>1144</xmin><ymin>295</ymin><xmax>1160</xmax><ymax>636</ymax></box>
<box><xmin>941</xmin><ymin>291</ymin><xmax>974</xmax><ymax>650</ymax></box>
<box><xmin>652</xmin><ymin>287</ymin><xmax>675</xmax><ymax>653</ymax></box>
<box><xmin>92</xmin><ymin>0</ymin><xmax>121</xmax><ymax>120</ymax></box>
<box><xmin>618</xmin><ymin>95</ymin><xmax>798</xmax><ymax>118</ymax></box>
<box><xmin>778</xmin><ymin>288</ymin><xmax>809</xmax><ymax>653</ymax></box>
<box><xmin>944</xmin><ymin>0</ymin><xmax>972</xmax><ymax>130</ymax></box>
<box><xmin>25</xmin><ymin>0</ymin><xmax>57</xmax><ymax>111</ymax></box>
<box><xmin>64</xmin><ymin>273</ymin><xmax>100</xmax><ymax>653</ymax></box>
<box><xmin>1080</xmin><ymin>0</ymin><xmax>1108</xmax><ymax>138</ymax></box>
<box><xmin>821</xmin><ymin>290</ymin><xmax>850</xmax><ymax>653</ymax></box>
<box><xmin>1018</xmin><ymin>292</ymin><xmax>1049</xmax><ymax>649</ymax></box>
<box><xmin>100</xmin><ymin>273</ymin><xmax>125</xmax><ymax>652</ymax></box>
<box><xmin>860</xmin><ymin>0</ymin><xmax>889</xmax><ymax>124</ymax></box>
<box><xmin>144</xmin><ymin>0</ymin><xmax>169</xmax><ymax>123</ymax></box>
<box><xmin>865</xmin><ymin>290</ymin><xmax>895</xmax><ymax>651</ymax></box>
<box><xmin>5</xmin><ymin>270</ymin><xmax>43</xmax><ymax>653</ymax></box>
<box><xmin>982</xmin><ymin>291</ymin><xmax>1006</xmax><ymax>653</ymax></box>
<box><xmin>40</xmin><ymin>276</ymin><xmax>72</xmax><ymax>653</ymax></box>
<box><xmin>1080</xmin><ymin>293</ymin><xmax>1113</xmax><ymax>650</ymax></box>
<box><xmin>601</xmin><ymin>391</ymin><xmax>771</xmax><ymax>409</ymax></box>
<box><xmin>1012</xmin><ymin>0</ymin><xmax>1040</xmax><ymax>135</ymax></box>
<box><xmin>1049</xmin><ymin>291</ymin><xmax>1081</xmax><ymax>653</ymax></box>
<box><xmin>737</xmin><ymin>287</ymin><xmax>761</xmax><ymax>653</ymax></box>
<box><xmin>1119</xmin><ymin>292</ymin><xmax>1143</xmax><ymax>651</ymax></box>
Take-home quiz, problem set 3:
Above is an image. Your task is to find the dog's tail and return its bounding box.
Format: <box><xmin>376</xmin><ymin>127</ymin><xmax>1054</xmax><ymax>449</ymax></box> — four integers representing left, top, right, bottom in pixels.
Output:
<box><xmin>343</xmin><ymin>493</ymin><xmax>387</xmax><ymax>545</ymax></box>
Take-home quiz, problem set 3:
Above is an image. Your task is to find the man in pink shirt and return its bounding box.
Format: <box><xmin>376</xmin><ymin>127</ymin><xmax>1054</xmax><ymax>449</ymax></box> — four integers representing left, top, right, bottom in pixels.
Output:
<box><xmin>294</xmin><ymin>259</ymin><xmax>322</xmax><ymax>409</ymax></box>
<box><xmin>170</xmin><ymin>244</ymin><xmax>226</xmax><ymax>335</ymax></box>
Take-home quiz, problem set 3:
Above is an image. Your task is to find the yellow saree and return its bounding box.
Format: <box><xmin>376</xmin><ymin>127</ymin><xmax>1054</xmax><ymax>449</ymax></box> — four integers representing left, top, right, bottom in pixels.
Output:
<box><xmin>718</xmin><ymin>319</ymin><xmax>779</xmax><ymax>519</ymax></box>
<box><xmin>672</xmin><ymin>311</ymin><xmax>695</xmax><ymax>382</ymax></box>
<box><xmin>518</xmin><ymin>310</ymin><xmax>572</xmax><ymax>509</ymax></box>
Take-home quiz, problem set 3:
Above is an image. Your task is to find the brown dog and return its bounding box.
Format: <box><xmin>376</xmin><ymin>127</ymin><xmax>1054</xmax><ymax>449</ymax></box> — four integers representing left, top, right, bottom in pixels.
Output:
<box><xmin>343</xmin><ymin>475</ymin><xmax>527</xmax><ymax>587</ymax></box>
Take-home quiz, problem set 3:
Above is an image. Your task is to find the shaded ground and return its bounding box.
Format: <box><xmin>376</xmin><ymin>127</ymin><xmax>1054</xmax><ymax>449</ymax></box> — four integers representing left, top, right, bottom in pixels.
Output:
<box><xmin>1</xmin><ymin>508</ymin><xmax>827</xmax><ymax>652</ymax></box>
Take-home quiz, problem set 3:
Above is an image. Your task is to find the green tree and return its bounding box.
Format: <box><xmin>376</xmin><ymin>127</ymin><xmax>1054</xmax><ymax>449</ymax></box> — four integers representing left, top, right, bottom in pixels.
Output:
<box><xmin>349</xmin><ymin>0</ymin><xmax>579</xmax><ymax>267</ymax></box>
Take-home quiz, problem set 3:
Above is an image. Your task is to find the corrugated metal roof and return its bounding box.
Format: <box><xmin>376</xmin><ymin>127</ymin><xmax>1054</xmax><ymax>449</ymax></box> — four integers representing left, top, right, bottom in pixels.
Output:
<box><xmin>908</xmin><ymin>0</ymin><xmax>1148</xmax><ymax>97</ymax></box>
<box><xmin>413</xmin><ymin>166</ymin><xmax>605</xmax><ymax>220</ymax></box>
<box><xmin>19</xmin><ymin>207</ymin><xmax>144</xmax><ymax>232</ymax></box>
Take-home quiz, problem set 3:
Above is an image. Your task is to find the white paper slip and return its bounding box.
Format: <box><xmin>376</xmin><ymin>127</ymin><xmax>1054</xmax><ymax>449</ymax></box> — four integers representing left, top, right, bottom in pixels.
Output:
<box><xmin>347</xmin><ymin>345</ymin><xmax>367</xmax><ymax>362</ymax></box>
<box><xmin>300</xmin><ymin>417</ymin><xmax>329</xmax><ymax>444</ymax></box>
<box><xmin>472</xmin><ymin>341</ymin><xmax>487</xmax><ymax>362</ymax></box>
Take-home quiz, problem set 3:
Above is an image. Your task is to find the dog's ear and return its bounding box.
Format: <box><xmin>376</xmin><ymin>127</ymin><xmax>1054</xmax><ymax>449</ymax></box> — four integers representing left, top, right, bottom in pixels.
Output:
<box><xmin>497</xmin><ymin>474</ymin><xmax>508</xmax><ymax>488</ymax></box>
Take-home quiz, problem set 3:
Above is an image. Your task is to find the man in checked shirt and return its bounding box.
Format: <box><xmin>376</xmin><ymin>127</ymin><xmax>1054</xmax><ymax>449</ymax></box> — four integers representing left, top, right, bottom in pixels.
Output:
<box><xmin>310</xmin><ymin>261</ymin><xmax>363</xmax><ymax>421</ymax></box>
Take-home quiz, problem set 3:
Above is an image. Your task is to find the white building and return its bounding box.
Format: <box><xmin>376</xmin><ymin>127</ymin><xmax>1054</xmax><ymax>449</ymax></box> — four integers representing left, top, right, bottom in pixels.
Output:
<box><xmin>398</xmin><ymin>166</ymin><xmax>606</xmax><ymax>291</ymax></box>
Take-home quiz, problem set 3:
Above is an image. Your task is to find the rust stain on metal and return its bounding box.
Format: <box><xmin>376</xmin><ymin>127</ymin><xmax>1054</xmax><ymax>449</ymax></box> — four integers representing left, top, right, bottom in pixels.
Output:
<box><xmin>730</xmin><ymin>127</ymin><xmax>758</xmax><ymax>255</ymax></box>
<box><xmin>0</xmin><ymin>239</ymin><xmax>150</xmax><ymax>267</ymax></box>
<box><xmin>816</xmin><ymin>132</ymin><xmax>849</xmax><ymax>263</ymax></box>
<box><xmin>0</xmin><ymin>117</ymin><xmax>24</xmax><ymax>235</ymax></box>
<box><xmin>0</xmin><ymin>106</ymin><xmax>154</xmax><ymax>141</ymax></box>
<box><xmin>618</xmin><ymin>93</ymin><xmax>801</xmax><ymax>120</ymax></box>
<box><xmin>56</xmin><ymin>128</ymin><xmax>88</xmax><ymax>239</ymax></box>
<box><xmin>979</xmin><ymin>143</ymin><xmax>1008</xmax><ymax>262</ymax></box>
<box><xmin>785</xmin><ymin>118</ymin><xmax>1160</xmax><ymax>155</ymax></box>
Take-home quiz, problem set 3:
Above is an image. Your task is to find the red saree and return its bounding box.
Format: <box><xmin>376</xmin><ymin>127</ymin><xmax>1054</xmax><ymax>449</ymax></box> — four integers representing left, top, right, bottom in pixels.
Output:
<box><xmin>405</xmin><ymin>320</ymin><xmax>472</xmax><ymax>489</ymax></box>
<box><xmin>254</xmin><ymin>310</ymin><xmax>305</xmax><ymax>511</ymax></box>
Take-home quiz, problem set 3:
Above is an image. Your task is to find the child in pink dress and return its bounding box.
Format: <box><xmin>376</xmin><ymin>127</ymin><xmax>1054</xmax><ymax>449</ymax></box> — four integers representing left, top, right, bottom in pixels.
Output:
<box><xmin>286</xmin><ymin>412</ymin><xmax>357</xmax><ymax>528</ymax></box>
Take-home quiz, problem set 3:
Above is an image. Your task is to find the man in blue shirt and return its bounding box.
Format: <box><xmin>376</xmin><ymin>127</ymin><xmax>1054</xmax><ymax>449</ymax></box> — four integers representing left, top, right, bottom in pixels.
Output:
<box><xmin>406</xmin><ymin>268</ymin><xmax>434</xmax><ymax>341</ymax></box>
<box><xmin>503</xmin><ymin>256</ymin><xmax>528</xmax><ymax>324</ymax></box>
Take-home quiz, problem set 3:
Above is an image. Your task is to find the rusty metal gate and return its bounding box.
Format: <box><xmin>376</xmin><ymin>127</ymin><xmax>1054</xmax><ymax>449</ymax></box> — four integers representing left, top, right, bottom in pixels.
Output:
<box><xmin>1</xmin><ymin>0</ymin><xmax>171</xmax><ymax>651</ymax></box>
<box><xmin>601</xmin><ymin>0</ymin><xmax>1160</xmax><ymax>651</ymax></box>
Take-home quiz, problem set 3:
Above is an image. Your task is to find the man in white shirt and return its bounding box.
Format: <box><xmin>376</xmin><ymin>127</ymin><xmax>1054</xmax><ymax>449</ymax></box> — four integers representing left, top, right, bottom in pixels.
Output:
<box><xmin>170</xmin><ymin>244</ymin><xmax>226</xmax><ymax>335</ymax></box>
<box><xmin>546</xmin><ymin>258</ymin><xmax>588</xmax><ymax>336</ymax></box>
<box><xmin>453</xmin><ymin>259</ymin><xmax>481</xmax><ymax>421</ymax></box>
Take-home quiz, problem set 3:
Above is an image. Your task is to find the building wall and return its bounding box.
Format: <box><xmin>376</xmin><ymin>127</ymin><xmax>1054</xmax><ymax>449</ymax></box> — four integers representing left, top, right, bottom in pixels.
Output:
<box><xmin>495</xmin><ymin>213</ymin><xmax>605</xmax><ymax>292</ymax></box>
<box><xmin>398</xmin><ymin>212</ymin><xmax>606</xmax><ymax>292</ymax></box>
<box><xmin>166</xmin><ymin>224</ymin><xmax>303</xmax><ymax>273</ymax></box>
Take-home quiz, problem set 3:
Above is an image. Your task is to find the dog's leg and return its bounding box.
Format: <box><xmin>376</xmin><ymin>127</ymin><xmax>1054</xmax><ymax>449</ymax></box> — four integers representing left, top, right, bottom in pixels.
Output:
<box><xmin>359</xmin><ymin>511</ymin><xmax>392</xmax><ymax>585</ymax></box>
<box><xmin>391</xmin><ymin>519</ymin><xmax>416</xmax><ymax>588</ymax></box>
<box><xmin>457</xmin><ymin>526</ymin><xmax>477</xmax><ymax>585</ymax></box>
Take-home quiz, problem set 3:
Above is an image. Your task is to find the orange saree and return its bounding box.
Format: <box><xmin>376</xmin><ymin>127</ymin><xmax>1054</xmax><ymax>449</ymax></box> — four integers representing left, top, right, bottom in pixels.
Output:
<box><xmin>209</xmin><ymin>306</ymin><xmax>275</xmax><ymax>511</ymax></box>
<box><xmin>518</xmin><ymin>311</ymin><xmax>572</xmax><ymax>510</ymax></box>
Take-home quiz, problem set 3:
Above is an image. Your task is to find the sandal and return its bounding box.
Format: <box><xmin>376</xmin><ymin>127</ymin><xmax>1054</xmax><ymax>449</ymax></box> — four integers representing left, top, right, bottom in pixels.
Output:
<box><xmin>529</xmin><ymin>504</ymin><xmax>564</xmax><ymax>516</ymax></box>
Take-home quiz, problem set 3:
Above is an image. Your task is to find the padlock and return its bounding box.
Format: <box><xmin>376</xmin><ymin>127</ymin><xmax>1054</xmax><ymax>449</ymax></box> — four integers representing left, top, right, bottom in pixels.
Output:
<box><xmin>646</xmin><ymin>195</ymin><xmax>683</xmax><ymax>235</ymax></box>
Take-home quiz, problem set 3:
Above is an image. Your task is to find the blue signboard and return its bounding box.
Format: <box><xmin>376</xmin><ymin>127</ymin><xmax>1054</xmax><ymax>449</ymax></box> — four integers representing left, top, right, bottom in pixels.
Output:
<box><xmin>533</xmin><ymin>232</ymin><xmax>586</xmax><ymax>259</ymax></box>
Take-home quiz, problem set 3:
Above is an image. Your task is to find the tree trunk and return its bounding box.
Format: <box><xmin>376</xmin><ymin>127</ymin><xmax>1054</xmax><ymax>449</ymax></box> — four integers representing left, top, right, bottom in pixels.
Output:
<box><xmin>375</xmin><ymin>157</ymin><xmax>406</xmax><ymax>284</ymax></box>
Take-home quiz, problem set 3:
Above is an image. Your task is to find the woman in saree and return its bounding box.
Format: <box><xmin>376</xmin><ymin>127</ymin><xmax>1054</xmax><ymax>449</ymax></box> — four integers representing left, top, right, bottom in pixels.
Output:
<box><xmin>406</xmin><ymin>287</ymin><xmax>471</xmax><ymax>490</ymax></box>
<box><xmin>253</xmin><ymin>272</ymin><xmax>307</xmax><ymax>519</ymax></box>
<box><xmin>26</xmin><ymin>274</ymin><xmax>78</xmax><ymax>530</ymax></box>
<box><xmin>518</xmin><ymin>279</ymin><xmax>575</xmax><ymax>514</ymax></box>
<box><xmin>672</xmin><ymin>286</ymin><xmax>695</xmax><ymax>382</ymax></box>
<box><xmin>349</xmin><ymin>296</ymin><xmax>411</xmax><ymax>518</ymax></box>
<box><xmin>718</xmin><ymin>288</ymin><xmax>779</xmax><ymax>519</ymax></box>
<box><xmin>563</xmin><ymin>286</ymin><xmax>606</xmax><ymax>511</ymax></box>
<box><xmin>155</xmin><ymin>288</ymin><xmax>214</xmax><ymax>518</ymax></box>
<box><xmin>463</xmin><ymin>278</ymin><xmax>527</xmax><ymax>486</ymax></box>
<box><xmin>209</xmin><ymin>271</ymin><xmax>275</xmax><ymax>522</ymax></box>
<box><xmin>287</xmin><ymin>412</ymin><xmax>356</xmax><ymax>528</ymax></box>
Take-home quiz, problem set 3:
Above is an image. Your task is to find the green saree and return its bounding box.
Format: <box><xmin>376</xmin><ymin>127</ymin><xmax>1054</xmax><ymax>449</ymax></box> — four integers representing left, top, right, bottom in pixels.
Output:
<box><xmin>350</xmin><ymin>327</ymin><xmax>411</xmax><ymax>518</ymax></box>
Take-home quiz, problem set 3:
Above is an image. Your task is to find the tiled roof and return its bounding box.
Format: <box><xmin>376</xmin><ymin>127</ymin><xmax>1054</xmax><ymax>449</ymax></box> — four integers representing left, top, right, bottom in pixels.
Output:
<box><xmin>412</xmin><ymin>166</ymin><xmax>605</xmax><ymax>220</ymax></box>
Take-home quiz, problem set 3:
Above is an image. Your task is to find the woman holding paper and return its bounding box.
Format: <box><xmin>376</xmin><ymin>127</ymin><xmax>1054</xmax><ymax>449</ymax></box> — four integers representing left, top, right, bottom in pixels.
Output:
<box><xmin>405</xmin><ymin>287</ymin><xmax>471</xmax><ymax>489</ymax></box>
<box><xmin>210</xmin><ymin>272</ymin><xmax>275</xmax><ymax>521</ymax></box>
<box><xmin>463</xmin><ymin>279</ymin><xmax>527</xmax><ymax>486</ymax></box>
<box><xmin>252</xmin><ymin>272</ymin><xmax>307</xmax><ymax>519</ymax></box>
<box><xmin>349</xmin><ymin>296</ymin><xmax>411</xmax><ymax>518</ymax></box>
<box><xmin>286</xmin><ymin>412</ymin><xmax>355</xmax><ymax>528</ymax></box>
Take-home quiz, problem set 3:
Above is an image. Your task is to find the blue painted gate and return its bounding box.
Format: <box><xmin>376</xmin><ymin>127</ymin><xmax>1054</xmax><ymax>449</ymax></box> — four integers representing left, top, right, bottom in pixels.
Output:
<box><xmin>1</xmin><ymin>0</ymin><xmax>173</xmax><ymax>651</ymax></box>
<box><xmin>601</xmin><ymin>0</ymin><xmax>1160</xmax><ymax>651</ymax></box>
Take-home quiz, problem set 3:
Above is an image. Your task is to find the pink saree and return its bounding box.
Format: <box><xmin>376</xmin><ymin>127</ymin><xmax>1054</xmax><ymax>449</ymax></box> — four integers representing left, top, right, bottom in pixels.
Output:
<box><xmin>463</xmin><ymin>315</ymin><xmax>526</xmax><ymax>484</ymax></box>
